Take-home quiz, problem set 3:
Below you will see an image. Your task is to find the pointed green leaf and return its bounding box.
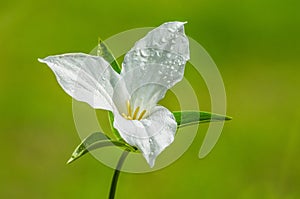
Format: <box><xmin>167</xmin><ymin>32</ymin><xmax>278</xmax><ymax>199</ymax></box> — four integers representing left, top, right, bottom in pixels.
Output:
<box><xmin>108</xmin><ymin>111</ymin><xmax>122</xmax><ymax>140</ymax></box>
<box><xmin>67</xmin><ymin>132</ymin><xmax>136</xmax><ymax>164</ymax></box>
<box><xmin>97</xmin><ymin>39</ymin><xmax>121</xmax><ymax>74</ymax></box>
<box><xmin>67</xmin><ymin>132</ymin><xmax>109</xmax><ymax>164</ymax></box>
<box><xmin>173</xmin><ymin>111</ymin><xmax>232</xmax><ymax>128</ymax></box>
<box><xmin>96</xmin><ymin>40</ymin><xmax>123</xmax><ymax>140</ymax></box>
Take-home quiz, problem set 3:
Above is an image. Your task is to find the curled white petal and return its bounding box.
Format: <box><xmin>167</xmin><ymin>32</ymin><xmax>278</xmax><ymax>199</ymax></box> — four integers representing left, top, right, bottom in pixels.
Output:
<box><xmin>39</xmin><ymin>53</ymin><xmax>119</xmax><ymax>110</ymax></box>
<box><xmin>119</xmin><ymin>21</ymin><xmax>190</xmax><ymax>110</ymax></box>
<box><xmin>122</xmin><ymin>21</ymin><xmax>189</xmax><ymax>74</ymax></box>
<box><xmin>113</xmin><ymin>106</ymin><xmax>177</xmax><ymax>167</ymax></box>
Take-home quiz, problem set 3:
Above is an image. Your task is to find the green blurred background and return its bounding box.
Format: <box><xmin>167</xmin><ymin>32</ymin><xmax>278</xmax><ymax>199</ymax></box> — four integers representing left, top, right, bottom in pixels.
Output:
<box><xmin>1</xmin><ymin>0</ymin><xmax>299</xmax><ymax>198</ymax></box>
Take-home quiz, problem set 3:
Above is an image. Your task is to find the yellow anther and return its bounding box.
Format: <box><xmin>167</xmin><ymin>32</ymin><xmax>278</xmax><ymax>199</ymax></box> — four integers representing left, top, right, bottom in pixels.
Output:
<box><xmin>126</xmin><ymin>100</ymin><xmax>132</xmax><ymax>117</ymax></box>
<box><xmin>132</xmin><ymin>107</ymin><xmax>140</xmax><ymax>120</ymax></box>
<box><xmin>122</xmin><ymin>100</ymin><xmax>146</xmax><ymax>120</ymax></box>
<box><xmin>138</xmin><ymin>110</ymin><xmax>146</xmax><ymax>120</ymax></box>
<box><xmin>122</xmin><ymin>113</ymin><xmax>128</xmax><ymax>119</ymax></box>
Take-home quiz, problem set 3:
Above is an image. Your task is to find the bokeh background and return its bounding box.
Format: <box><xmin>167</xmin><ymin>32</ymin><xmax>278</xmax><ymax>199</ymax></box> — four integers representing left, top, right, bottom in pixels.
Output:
<box><xmin>1</xmin><ymin>0</ymin><xmax>299</xmax><ymax>198</ymax></box>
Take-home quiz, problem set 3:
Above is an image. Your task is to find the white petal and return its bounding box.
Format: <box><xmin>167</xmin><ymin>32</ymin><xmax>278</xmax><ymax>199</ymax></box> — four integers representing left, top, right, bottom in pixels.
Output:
<box><xmin>119</xmin><ymin>21</ymin><xmax>190</xmax><ymax>110</ymax></box>
<box><xmin>113</xmin><ymin>106</ymin><xmax>177</xmax><ymax>167</ymax></box>
<box><xmin>39</xmin><ymin>53</ymin><xmax>119</xmax><ymax>110</ymax></box>
<box><xmin>122</xmin><ymin>21</ymin><xmax>189</xmax><ymax>74</ymax></box>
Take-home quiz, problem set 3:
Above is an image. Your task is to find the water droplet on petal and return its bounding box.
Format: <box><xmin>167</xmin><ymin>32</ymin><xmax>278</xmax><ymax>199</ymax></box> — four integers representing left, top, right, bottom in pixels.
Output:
<box><xmin>143</xmin><ymin>120</ymin><xmax>151</xmax><ymax>126</ymax></box>
<box><xmin>156</xmin><ymin>51</ymin><xmax>161</xmax><ymax>57</ymax></box>
<box><xmin>101</xmin><ymin>76</ymin><xmax>106</xmax><ymax>81</ymax></box>
<box><xmin>140</xmin><ymin>62</ymin><xmax>146</xmax><ymax>70</ymax></box>
<box><xmin>158</xmin><ymin>70</ymin><xmax>163</xmax><ymax>75</ymax></box>
<box><xmin>166</xmin><ymin>53</ymin><xmax>171</xmax><ymax>58</ymax></box>
<box><xmin>161</xmin><ymin>37</ymin><xmax>167</xmax><ymax>43</ymax></box>
<box><xmin>141</xmin><ymin>49</ymin><xmax>149</xmax><ymax>57</ymax></box>
<box><xmin>153</xmin><ymin>41</ymin><xmax>159</xmax><ymax>47</ymax></box>
<box><xmin>136</xmin><ymin>50</ymin><xmax>141</xmax><ymax>56</ymax></box>
<box><xmin>168</xmin><ymin>28</ymin><xmax>176</xmax><ymax>33</ymax></box>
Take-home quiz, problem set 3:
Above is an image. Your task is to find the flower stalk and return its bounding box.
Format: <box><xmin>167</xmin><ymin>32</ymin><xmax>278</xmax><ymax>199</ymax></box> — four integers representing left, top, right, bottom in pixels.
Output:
<box><xmin>109</xmin><ymin>150</ymin><xmax>129</xmax><ymax>199</ymax></box>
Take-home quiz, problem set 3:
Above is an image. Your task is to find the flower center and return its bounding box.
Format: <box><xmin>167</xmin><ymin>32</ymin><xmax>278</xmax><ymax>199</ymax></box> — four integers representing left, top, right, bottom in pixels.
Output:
<box><xmin>122</xmin><ymin>100</ymin><xmax>146</xmax><ymax>120</ymax></box>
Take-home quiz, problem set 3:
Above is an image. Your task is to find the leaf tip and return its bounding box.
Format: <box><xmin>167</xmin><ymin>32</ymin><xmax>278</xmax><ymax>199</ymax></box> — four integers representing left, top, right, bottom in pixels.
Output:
<box><xmin>225</xmin><ymin>116</ymin><xmax>233</xmax><ymax>121</ymax></box>
<box><xmin>66</xmin><ymin>157</ymin><xmax>75</xmax><ymax>165</ymax></box>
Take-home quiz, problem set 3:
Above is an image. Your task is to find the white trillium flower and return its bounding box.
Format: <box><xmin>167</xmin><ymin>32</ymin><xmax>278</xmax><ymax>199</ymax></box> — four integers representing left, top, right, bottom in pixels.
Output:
<box><xmin>39</xmin><ymin>21</ymin><xmax>190</xmax><ymax>167</ymax></box>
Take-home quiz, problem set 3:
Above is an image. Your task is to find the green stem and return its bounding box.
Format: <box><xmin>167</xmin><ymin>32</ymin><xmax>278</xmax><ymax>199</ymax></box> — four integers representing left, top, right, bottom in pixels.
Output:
<box><xmin>108</xmin><ymin>150</ymin><xmax>129</xmax><ymax>199</ymax></box>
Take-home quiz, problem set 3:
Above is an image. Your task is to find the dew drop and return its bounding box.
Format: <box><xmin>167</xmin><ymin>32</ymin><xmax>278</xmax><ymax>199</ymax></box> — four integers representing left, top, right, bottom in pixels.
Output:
<box><xmin>158</xmin><ymin>70</ymin><xmax>163</xmax><ymax>75</ymax></box>
<box><xmin>143</xmin><ymin>120</ymin><xmax>152</xmax><ymax>126</ymax></box>
<box><xmin>140</xmin><ymin>49</ymin><xmax>149</xmax><ymax>57</ymax></box>
<box><xmin>136</xmin><ymin>51</ymin><xmax>141</xmax><ymax>57</ymax></box>
<box><xmin>152</xmin><ymin>41</ymin><xmax>160</xmax><ymax>47</ymax></box>
<box><xmin>140</xmin><ymin>62</ymin><xmax>146</xmax><ymax>70</ymax></box>
<box><xmin>156</xmin><ymin>51</ymin><xmax>161</xmax><ymax>57</ymax></box>
<box><xmin>97</xmin><ymin>49</ymin><xmax>101</xmax><ymax>56</ymax></box>
<box><xmin>171</xmin><ymin>66</ymin><xmax>175</xmax><ymax>70</ymax></box>
<box><xmin>161</xmin><ymin>37</ymin><xmax>167</xmax><ymax>43</ymax></box>
<box><xmin>166</xmin><ymin>53</ymin><xmax>171</xmax><ymax>58</ymax></box>
<box><xmin>168</xmin><ymin>28</ymin><xmax>175</xmax><ymax>33</ymax></box>
<box><xmin>101</xmin><ymin>76</ymin><xmax>106</xmax><ymax>81</ymax></box>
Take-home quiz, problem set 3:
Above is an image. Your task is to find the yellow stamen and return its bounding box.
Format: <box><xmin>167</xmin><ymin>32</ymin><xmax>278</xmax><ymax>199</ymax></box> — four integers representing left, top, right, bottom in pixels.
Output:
<box><xmin>122</xmin><ymin>100</ymin><xmax>147</xmax><ymax>120</ymax></box>
<box><xmin>126</xmin><ymin>100</ymin><xmax>132</xmax><ymax>117</ymax></box>
<box><xmin>122</xmin><ymin>113</ymin><xmax>128</xmax><ymax>119</ymax></box>
<box><xmin>132</xmin><ymin>107</ymin><xmax>140</xmax><ymax>120</ymax></box>
<box><xmin>138</xmin><ymin>110</ymin><xmax>146</xmax><ymax>120</ymax></box>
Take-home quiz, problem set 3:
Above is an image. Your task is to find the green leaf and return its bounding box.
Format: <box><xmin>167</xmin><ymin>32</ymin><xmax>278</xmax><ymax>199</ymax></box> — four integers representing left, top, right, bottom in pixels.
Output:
<box><xmin>97</xmin><ymin>39</ymin><xmax>121</xmax><ymax>74</ymax></box>
<box><xmin>96</xmin><ymin>40</ymin><xmax>123</xmax><ymax>140</ymax></box>
<box><xmin>108</xmin><ymin>111</ymin><xmax>122</xmax><ymax>141</ymax></box>
<box><xmin>67</xmin><ymin>132</ymin><xmax>136</xmax><ymax>164</ymax></box>
<box><xmin>173</xmin><ymin>111</ymin><xmax>232</xmax><ymax>128</ymax></box>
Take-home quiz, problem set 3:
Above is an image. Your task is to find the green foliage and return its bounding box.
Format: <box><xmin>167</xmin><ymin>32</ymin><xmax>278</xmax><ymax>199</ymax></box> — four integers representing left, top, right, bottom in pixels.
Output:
<box><xmin>96</xmin><ymin>40</ymin><xmax>123</xmax><ymax>141</ymax></box>
<box><xmin>173</xmin><ymin>111</ymin><xmax>232</xmax><ymax>127</ymax></box>
<box><xmin>97</xmin><ymin>39</ymin><xmax>121</xmax><ymax>73</ymax></box>
<box><xmin>107</xmin><ymin>111</ymin><xmax>122</xmax><ymax>141</ymax></box>
<box><xmin>68</xmin><ymin>111</ymin><xmax>231</xmax><ymax>164</ymax></box>
<box><xmin>67</xmin><ymin>132</ymin><xmax>137</xmax><ymax>164</ymax></box>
